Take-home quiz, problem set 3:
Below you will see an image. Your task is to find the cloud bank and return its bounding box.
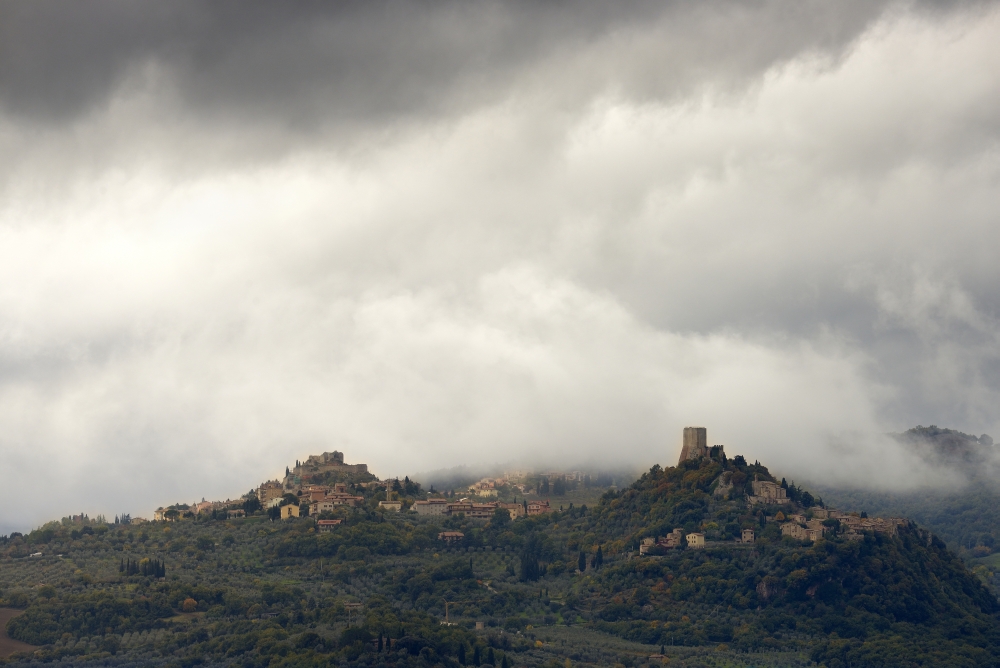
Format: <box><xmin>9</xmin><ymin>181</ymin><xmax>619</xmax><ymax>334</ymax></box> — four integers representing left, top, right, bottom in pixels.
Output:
<box><xmin>1</xmin><ymin>1</ymin><xmax>999</xmax><ymax>531</ymax></box>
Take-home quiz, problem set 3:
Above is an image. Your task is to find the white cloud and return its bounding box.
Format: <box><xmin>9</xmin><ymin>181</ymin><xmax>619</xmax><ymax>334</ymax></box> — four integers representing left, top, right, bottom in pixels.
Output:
<box><xmin>1</xmin><ymin>4</ymin><xmax>1000</xmax><ymax>531</ymax></box>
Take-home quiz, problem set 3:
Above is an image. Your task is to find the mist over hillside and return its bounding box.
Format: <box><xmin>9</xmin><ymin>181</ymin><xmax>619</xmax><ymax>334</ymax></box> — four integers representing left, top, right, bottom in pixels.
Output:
<box><xmin>805</xmin><ymin>426</ymin><xmax>1000</xmax><ymax>580</ymax></box>
<box><xmin>890</xmin><ymin>425</ymin><xmax>997</xmax><ymax>481</ymax></box>
<box><xmin>409</xmin><ymin>463</ymin><xmax>644</xmax><ymax>495</ymax></box>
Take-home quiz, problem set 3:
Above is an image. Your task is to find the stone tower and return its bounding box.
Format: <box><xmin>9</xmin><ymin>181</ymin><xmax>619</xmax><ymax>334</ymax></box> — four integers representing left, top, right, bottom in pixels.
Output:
<box><xmin>678</xmin><ymin>427</ymin><xmax>708</xmax><ymax>465</ymax></box>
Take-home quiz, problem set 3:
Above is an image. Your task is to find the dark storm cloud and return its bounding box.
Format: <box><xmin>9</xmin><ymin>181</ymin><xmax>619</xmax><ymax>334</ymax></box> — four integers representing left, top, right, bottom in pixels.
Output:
<box><xmin>2</xmin><ymin>0</ymin><xmax>893</xmax><ymax>129</ymax></box>
<box><xmin>1</xmin><ymin>0</ymin><xmax>1000</xmax><ymax>533</ymax></box>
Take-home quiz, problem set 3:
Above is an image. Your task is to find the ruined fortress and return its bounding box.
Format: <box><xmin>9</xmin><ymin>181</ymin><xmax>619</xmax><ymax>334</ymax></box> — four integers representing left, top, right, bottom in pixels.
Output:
<box><xmin>282</xmin><ymin>451</ymin><xmax>370</xmax><ymax>490</ymax></box>
<box><xmin>298</xmin><ymin>451</ymin><xmax>368</xmax><ymax>475</ymax></box>
<box><xmin>677</xmin><ymin>427</ymin><xmax>726</xmax><ymax>465</ymax></box>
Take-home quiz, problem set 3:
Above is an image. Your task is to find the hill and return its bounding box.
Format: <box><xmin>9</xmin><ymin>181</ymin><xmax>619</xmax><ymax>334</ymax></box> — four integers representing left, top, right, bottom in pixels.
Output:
<box><xmin>582</xmin><ymin>456</ymin><xmax>1000</xmax><ymax>666</ymax></box>
<box><xmin>808</xmin><ymin>425</ymin><xmax>1000</xmax><ymax>596</ymax></box>
<box><xmin>891</xmin><ymin>425</ymin><xmax>996</xmax><ymax>479</ymax></box>
<box><xmin>0</xmin><ymin>451</ymin><xmax>998</xmax><ymax>667</ymax></box>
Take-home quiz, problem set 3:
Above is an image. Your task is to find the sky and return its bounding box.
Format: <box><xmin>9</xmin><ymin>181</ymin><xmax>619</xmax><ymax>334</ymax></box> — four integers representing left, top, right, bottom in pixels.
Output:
<box><xmin>1</xmin><ymin>0</ymin><xmax>1000</xmax><ymax>532</ymax></box>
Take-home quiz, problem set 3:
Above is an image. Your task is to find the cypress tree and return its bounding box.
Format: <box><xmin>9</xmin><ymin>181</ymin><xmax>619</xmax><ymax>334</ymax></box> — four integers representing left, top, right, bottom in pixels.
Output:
<box><xmin>578</xmin><ymin>551</ymin><xmax>586</xmax><ymax>572</ymax></box>
<box><xmin>520</xmin><ymin>534</ymin><xmax>541</xmax><ymax>581</ymax></box>
<box><xmin>458</xmin><ymin>643</ymin><xmax>466</xmax><ymax>665</ymax></box>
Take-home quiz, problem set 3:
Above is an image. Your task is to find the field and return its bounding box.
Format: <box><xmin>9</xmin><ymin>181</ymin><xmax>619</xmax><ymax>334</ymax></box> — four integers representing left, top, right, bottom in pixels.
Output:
<box><xmin>0</xmin><ymin>610</ymin><xmax>35</xmax><ymax>658</ymax></box>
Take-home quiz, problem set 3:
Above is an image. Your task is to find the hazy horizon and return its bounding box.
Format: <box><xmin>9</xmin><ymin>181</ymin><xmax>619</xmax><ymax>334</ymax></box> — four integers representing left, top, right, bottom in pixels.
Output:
<box><xmin>2</xmin><ymin>1</ymin><xmax>1000</xmax><ymax>533</ymax></box>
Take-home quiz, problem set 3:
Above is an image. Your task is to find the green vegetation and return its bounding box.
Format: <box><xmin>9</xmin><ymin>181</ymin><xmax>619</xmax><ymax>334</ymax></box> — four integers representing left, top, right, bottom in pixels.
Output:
<box><xmin>0</xmin><ymin>455</ymin><xmax>998</xmax><ymax>666</ymax></box>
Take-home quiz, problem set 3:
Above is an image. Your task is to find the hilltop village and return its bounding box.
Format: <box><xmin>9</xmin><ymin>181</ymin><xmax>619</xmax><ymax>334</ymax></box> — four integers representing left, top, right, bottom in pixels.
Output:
<box><xmin>655</xmin><ymin>427</ymin><xmax>906</xmax><ymax>552</ymax></box>
<box><xmin>141</xmin><ymin>428</ymin><xmax>906</xmax><ymax>552</ymax></box>
<box><xmin>147</xmin><ymin>451</ymin><xmax>573</xmax><ymax>539</ymax></box>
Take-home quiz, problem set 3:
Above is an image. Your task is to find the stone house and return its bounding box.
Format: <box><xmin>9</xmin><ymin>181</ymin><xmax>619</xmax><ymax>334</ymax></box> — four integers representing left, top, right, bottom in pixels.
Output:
<box><xmin>748</xmin><ymin>476</ymin><xmax>790</xmax><ymax>506</ymax></box>
<box><xmin>317</xmin><ymin>519</ymin><xmax>342</xmax><ymax>532</ymax></box>
<box><xmin>639</xmin><ymin>529</ymin><xmax>686</xmax><ymax>554</ymax></box>
<box><xmin>500</xmin><ymin>502</ymin><xmax>526</xmax><ymax>519</ymax></box>
<box><xmin>780</xmin><ymin>522</ymin><xmax>809</xmax><ymax>540</ymax></box>
<box><xmin>527</xmin><ymin>500</ymin><xmax>552</xmax><ymax>516</ymax></box>
<box><xmin>257</xmin><ymin>480</ymin><xmax>284</xmax><ymax>505</ymax></box>
<box><xmin>686</xmin><ymin>532</ymin><xmax>706</xmax><ymax>549</ymax></box>
<box><xmin>413</xmin><ymin>499</ymin><xmax>450</xmax><ymax>515</ymax></box>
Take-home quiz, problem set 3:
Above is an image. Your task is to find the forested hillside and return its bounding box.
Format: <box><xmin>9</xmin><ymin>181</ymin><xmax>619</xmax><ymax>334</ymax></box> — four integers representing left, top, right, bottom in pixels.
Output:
<box><xmin>811</xmin><ymin>425</ymin><xmax>1000</xmax><ymax>597</ymax></box>
<box><xmin>584</xmin><ymin>457</ymin><xmax>1000</xmax><ymax>667</ymax></box>
<box><xmin>1</xmin><ymin>454</ymin><xmax>998</xmax><ymax>667</ymax></box>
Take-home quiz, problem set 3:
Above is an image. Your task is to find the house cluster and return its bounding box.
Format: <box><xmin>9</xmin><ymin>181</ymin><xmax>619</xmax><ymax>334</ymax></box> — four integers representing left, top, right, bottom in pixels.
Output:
<box><xmin>153</xmin><ymin>452</ymin><xmax>373</xmax><ymax>522</ymax></box>
<box><xmin>257</xmin><ymin>452</ymin><xmax>372</xmax><ymax>516</ymax></box>
<box><xmin>777</xmin><ymin>513</ymin><xmax>828</xmax><ymax>542</ymax></box>
<box><xmin>639</xmin><ymin>526</ymin><xmax>755</xmax><ymax>554</ymax></box>
<box><xmin>777</xmin><ymin>507</ymin><xmax>906</xmax><ymax>541</ymax></box>
<box><xmin>467</xmin><ymin>480</ymin><xmax>499</xmax><ymax>498</ymax></box>
<box><xmin>466</xmin><ymin>469</ymin><xmax>588</xmax><ymax>496</ymax></box>
<box><xmin>263</xmin><ymin>482</ymin><xmax>366</xmax><ymax>516</ymax></box>
<box><xmin>412</xmin><ymin>498</ymin><xmax>551</xmax><ymax>520</ymax></box>
<box><xmin>153</xmin><ymin>497</ymin><xmax>244</xmax><ymax>522</ymax></box>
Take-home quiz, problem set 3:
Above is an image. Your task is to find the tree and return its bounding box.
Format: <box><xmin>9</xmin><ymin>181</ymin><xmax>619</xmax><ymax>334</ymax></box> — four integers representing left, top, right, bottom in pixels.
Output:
<box><xmin>243</xmin><ymin>494</ymin><xmax>261</xmax><ymax>515</ymax></box>
<box><xmin>490</xmin><ymin>507</ymin><xmax>510</xmax><ymax>530</ymax></box>
<box><xmin>458</xmin><ymin>643</ymin><xmax>466</xmax><ymax>665</ymax></box>
<box><xmin>520</xmin><ymin>534</ymin><xmax>542</xmax><ymax>581</ymax></box>
<box><xmin>595</xmin><ymin>544</ymin><xmax>604</xmax><ymax>569</ymax></box>
<box><xmin>578</xmin><ymin>550</ymin><xmax>587</xmax><ymax>573</ymax></box>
